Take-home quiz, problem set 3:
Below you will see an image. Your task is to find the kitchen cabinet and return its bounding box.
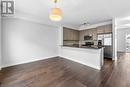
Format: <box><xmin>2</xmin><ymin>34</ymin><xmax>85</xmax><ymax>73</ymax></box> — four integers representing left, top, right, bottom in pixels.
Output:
<box><xmin>79</xmin><ymin>30</ymin><xmax>87</xmax><ymax>41</ymax></box>
<box><xmin>88</xmin><ymin>29</ymin><xmax>93</xmax><ymax>36</ymax></box>
<box><xmin>97</xmin><ymin>24</ymin><xmax>112</xmax><ymax>34</ymax></box>
<box><xmin>97</xmin><ymin>26</ymin><xmax>105</xmax><ymax>34</ymax></box>
<box><xmin>93</xmin><ymin>29</ymin><xmax>97</xmax><ymax>40</ymax></box>
<box><xmin>73</xmin><ymin>30</ymin><xmax>79</xmax><ymax>40</ymax></box>
<box><xmin>79</xmin><ymin>30</ymin><xmax>84</xmax><ymax>41</ymax></box>
<box><xmin>79</xmin><ymin>24</ymin><xmax>112</xmax><ymax>41</ymax></box>
<box><xmin>104</xmin><ymin>24</ymin><xmax>112</xmax><ymax>33</ymax></box>
<box><xmin>89</xmin><ymin>28</ymin><xmax>97</xmax><ymax>40</ymax></box>
<box><xmin>69</xmin><ymin>29</ymin><xmax>74</xmax><ymax>40</ymax></box>
<box><xmin>63</xmin><ymin>28</ymin><xmax>69</xmax><ymax>40</ymax></box>
<box><xmin>79</xmin><ymin>29</ymin><xmax>97</xmax><ymax>41</ymax></box>
<box><xmin>63</xmin><ymin>27</ymin><xmax>79</xmax><ymax>41</ymax></box>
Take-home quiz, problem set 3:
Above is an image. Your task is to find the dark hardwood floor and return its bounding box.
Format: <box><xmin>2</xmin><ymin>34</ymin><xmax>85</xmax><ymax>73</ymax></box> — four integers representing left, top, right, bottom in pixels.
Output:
<box><xmin>0</xmin><ymin>53</ymin><xmax>130</xmax><ymax>87</ymax></box>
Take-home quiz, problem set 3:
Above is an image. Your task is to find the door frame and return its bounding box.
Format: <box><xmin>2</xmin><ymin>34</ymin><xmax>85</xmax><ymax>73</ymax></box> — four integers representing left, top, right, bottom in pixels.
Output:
<box><xmin>126</xmin><ymin>33</ymin><xmax>130</xmax><ymax>53</ymax></box>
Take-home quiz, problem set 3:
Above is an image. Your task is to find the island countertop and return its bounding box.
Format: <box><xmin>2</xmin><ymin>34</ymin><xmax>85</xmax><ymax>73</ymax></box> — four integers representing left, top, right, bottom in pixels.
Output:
<box><xmin>61</xmin><ymin>45</ymin><xmax>104</xmax><ymax>49</ymax></box>
<box><xmin>59</xmin><ymin>45</ymin><xmax>104</xmax><ymax>70</ymax></box>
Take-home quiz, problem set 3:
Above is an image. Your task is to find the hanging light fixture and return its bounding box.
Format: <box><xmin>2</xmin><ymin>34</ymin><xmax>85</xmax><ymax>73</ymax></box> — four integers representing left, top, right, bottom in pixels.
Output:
<box><xmin>49</xmin><ymin>0</ymin><xmax>63</xmax><ymax>21</ymax></box>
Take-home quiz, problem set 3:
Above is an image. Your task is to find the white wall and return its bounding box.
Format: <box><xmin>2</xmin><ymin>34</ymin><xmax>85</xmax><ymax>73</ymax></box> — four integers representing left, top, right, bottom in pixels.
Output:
<box><xmin>0</xmin><ymin>17</ymin><xmax>1</xmax><ymax>70</ymax></box>
<box><xmin>59</xmin><ymin>47</ymin><xmax>103</xmax><ymax>70</ymax></box>
<box><xmin>0</xmin><ymin>0</ymin><xmax>1</xmax><ymax>69</ymax></box>
<box><xmin>1</xmin><ymin>18</ymin><xmax>59</xmax><ymax>68</ymax></box>
<box><xmin>117</xmin><ymin>28</ymin><xmax>130</xmax><ymax>52</ymax></box>
<box><xmin>112</xmin><ymin>19</ymin><xmax>117</xmax><ymax>60</ymax></box>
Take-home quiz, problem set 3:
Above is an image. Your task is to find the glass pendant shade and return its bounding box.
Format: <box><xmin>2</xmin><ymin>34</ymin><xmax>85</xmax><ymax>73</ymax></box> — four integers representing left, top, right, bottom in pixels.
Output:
<box><xmin>49</xmin><ymin>8</ymin><xmax>62</xmax><ymax>21</ymax></box>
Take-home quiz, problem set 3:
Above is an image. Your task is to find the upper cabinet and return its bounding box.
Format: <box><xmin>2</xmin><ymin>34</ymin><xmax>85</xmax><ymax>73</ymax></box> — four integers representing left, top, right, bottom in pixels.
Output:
<box><xmin>63</xmin><ymin>24</ymin><xmax>112</xmax><ymax>42</ymax></box>
<box><xmin>79</xmin><ymin>30</ymin><xmax>87</xmax><ymax>41</ymax></box>
<box><xmin>97</xmin><ymin>24</ymin><xmax>112</xmax><ymax>34</ymax></box>
<box><xmin>104</xmin><ymin>24</ymin><xmax>112</xmax><ymax>33</ymax></box>
<box><xmin>97</xmin><ymin>26</ymin><xmax>105</xmax><ymax>34</ymax></box>
<box><xmin>92</xmin><ymin>28</ymin><xmax>97</xmax><ymax>40</ymax></box>
<box><xmin>73</xmin><ymin>30</ymin><xmax>79</xmax><ymax>40</ymax></box>
<box><xmin>79</xmin><ymin>28</ymin><xmax>97</xmax><ymax>41</ymax></box>
<box><xmin>63</xmin><ymin>27</ymin><xmax>79</xmax><ymax>41</ymax></box>
<box><xmin>79</xmin><ymin>30</ymin><xmax>84</xmax><ymax>41</ymax></box>
<box><xmin>63</xmin><ymin>27</ymin><xmax>69</xmax><ymax>40</ymax></box>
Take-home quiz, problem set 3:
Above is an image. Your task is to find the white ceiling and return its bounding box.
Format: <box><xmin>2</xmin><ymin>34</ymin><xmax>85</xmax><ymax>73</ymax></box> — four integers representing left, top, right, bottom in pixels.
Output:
<box><xmin>115</xmin><ymin>16</ymin><xmax>130</xmax><ymax>29</ymax></box>
<box><xmin>14</xmin><ymin>0</ymin><xmax>130</xmax><ymax>28</ymax></box>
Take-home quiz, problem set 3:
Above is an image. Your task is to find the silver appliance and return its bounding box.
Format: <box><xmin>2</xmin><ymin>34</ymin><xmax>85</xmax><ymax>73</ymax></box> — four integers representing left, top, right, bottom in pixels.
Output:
<box><xmin>98</xmin><ymin>33</ymin><xmax>113</xmax><ymax>58</ymax></box>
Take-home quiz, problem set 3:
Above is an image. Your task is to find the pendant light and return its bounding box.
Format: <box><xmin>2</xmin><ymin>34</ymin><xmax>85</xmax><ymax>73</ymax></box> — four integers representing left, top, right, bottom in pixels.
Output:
<box><xmin>49</xmin><ymin>0</ymin><xmax>62</xmax><ymax>21</ymax></box>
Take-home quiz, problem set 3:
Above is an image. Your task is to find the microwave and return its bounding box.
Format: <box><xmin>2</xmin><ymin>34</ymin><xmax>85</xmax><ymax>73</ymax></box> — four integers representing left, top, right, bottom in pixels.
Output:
<box><xmin>84</xmin><ymin>35</ymin><xmax>93</xmax><ymax>40</ymax></box>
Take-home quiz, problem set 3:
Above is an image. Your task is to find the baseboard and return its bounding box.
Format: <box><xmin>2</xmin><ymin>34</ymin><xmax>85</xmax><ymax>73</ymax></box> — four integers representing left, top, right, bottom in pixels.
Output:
<box><xmin>59</xmin><ymin>56</ymin><xmax>101</xmax><ymax>70</ymax></box>
<box><xmin>1</xmin><ymin>56</ymin><xmax>58</xmax><ymax>68</ymax></box>
<box><xmin>1</xmin><ymin>55</ymin><xmax>101</xmax><ymax>70</ymax></box>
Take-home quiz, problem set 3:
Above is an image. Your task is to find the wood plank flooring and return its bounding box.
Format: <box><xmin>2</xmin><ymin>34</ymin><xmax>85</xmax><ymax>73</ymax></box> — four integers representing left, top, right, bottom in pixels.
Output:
<box><xmin>0</xmin><ymin>53</ymin><xmax>130</xmax><ymax>87</ymax></box>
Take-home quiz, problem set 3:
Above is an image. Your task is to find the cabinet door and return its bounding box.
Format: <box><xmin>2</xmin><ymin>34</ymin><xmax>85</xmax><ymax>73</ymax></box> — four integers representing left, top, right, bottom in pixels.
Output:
<box><xmin>84</xmin><ymin>30</ymin><xmax>89</xmax><ymax>36</ymax></box>
<box><xmin>63</xmin><ymin>28</ymin><xmax>73</xmax><ymax>40</ymax></box>
<box><xmin>79</xmin><ymin>30</ymin><xmax>84</xmax><ymax>41</ymax></box>
<box><xmin>105</xmin><ymin>24</ymin><xmax>112</xmax><ymax>33</ymax></box>
<box><xmin>64</xmin><ymin>28</ymin><xmax>80</xmax><ymax>41</ymax></box>
<box><xmin>88</xmin><ymin>29</ymin><xmax>93</xmax><ymax>36</ymax></box>
<box><xmin>97</xmin><ymin>26</ymin><xmax>105</xmax><ymax>34</ymax></box>
<box><xmin>63</xmin><ymin>28</ymin><xmax>68</xmax><ymax>40</ymax></box>
<box><xmin>92</xmin><ymin>28</ymin><xmax>97</xmax><ymax>40</ymax></box>
<box><xmin>69</xmin><ymin>29</ymin><xmax>74</xmax><ymax>40</ymax></box>
<box><xmin>87</xmin><ymin>29</ymin><xmax>97</xmax><ymax>40</ymax></box>
<box><xmin>73</xmin><ymin>30</ymin><xmax>76</xmax><ymax>40</ymax></box>
<box><xmin>73</xmin><ymin>30</ymin><xmax>79</xmax><ymax>40</ymax></box>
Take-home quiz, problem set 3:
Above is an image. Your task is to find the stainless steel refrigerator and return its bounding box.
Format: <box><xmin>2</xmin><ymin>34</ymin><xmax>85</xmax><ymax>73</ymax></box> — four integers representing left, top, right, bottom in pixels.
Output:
<box><xmin>98</xmin><ymin>33</ymin><xmax>113</xmax><ymax>58</ymax></box>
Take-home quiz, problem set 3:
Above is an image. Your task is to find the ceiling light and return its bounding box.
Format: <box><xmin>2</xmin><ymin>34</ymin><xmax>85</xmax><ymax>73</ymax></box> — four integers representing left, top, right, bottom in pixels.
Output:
<box><xmin>49</xmin><ymin>0</ymin><xmax>62</xmax><ymax>22</ymax></box>
<box><xmin>53</xmin><ymin>0</ymin><xmax>59</xmax><ymax>2</ymax></box>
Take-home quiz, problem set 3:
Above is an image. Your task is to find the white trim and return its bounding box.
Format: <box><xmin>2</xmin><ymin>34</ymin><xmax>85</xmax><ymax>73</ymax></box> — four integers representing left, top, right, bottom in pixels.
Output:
<box><xmin>1</xmin><ymin>56</ymin><xmax>58</xmax><ymax>68</ymax></box>
<box><xmin>0</xmin><ymin>15</ymin><xmax>1</xmax><ymax>70</ymax></box>
<box><xmin>60</xmin><ymin>56</ymin><xmax>101</xmax><ymax>70</ymax></box>
<box><xmin>1</xmin><ymin>55</ymin><xmax>101</xmax><ymax>70</ymax></box>
<box><xmin>79</xmin><ymin>21</ymin><xmax>112</xmax><ymax>30</ymax></box>
<box><xmin>112</xmin><ymin>19</ymin><xmax>117</xmax><ymax>61</ymax></box>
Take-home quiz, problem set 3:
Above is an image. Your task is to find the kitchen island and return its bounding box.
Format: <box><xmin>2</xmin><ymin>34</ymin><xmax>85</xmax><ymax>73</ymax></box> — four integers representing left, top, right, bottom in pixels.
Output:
<box><xmin>59</xmin><ymin>45</ymin><xmax>104</xmax><ymax>70</ymax></box>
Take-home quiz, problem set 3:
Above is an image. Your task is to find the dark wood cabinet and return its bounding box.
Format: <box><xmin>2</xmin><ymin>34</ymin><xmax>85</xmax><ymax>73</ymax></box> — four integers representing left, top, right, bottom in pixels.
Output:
<box><xmin>79</xmin><ymin>28</ymin><xmax>97</xmax><ymax>41</ymax></box>
<box><xmin>63</xmin><ymin>27</ymin><xmax>79</xmax><ymax>41</ymax></box>
<box><xmin>97</xmin><ymin>24</ymin><xmax>112</xmax><ymax>34</ymax></box>
<box><xmin>63</xmin><ymin>24</ymin><xmax>112</xmax><ymax>46</ymax></box>
<box><xmin>97</xmin><ymin>26</ymin><xmax>105</xmax><ymax>34</ymax></box>
<box><xmin>104</xmin><ymin>24</ymin><xmax>112</xmax><ymax>33</ymax></box>
<box><xmin>73</xmin><ymin>30</ymin><xmax>79</xmax><ymax>40</ymax></box>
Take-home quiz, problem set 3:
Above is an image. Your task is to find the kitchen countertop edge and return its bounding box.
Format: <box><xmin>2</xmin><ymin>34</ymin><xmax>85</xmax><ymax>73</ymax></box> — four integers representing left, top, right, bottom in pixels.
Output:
<box><xmin>60</xmin><ymin>45</ymin><xmax>104</xmax><ymax>50</ymax></box>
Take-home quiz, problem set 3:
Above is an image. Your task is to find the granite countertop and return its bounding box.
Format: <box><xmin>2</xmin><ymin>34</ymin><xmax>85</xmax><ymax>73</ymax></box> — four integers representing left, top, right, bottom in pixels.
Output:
<box><xmin>62</xmin><ymin>45</ymin><xmax>103</xmax><ymax>49</ymax></box>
